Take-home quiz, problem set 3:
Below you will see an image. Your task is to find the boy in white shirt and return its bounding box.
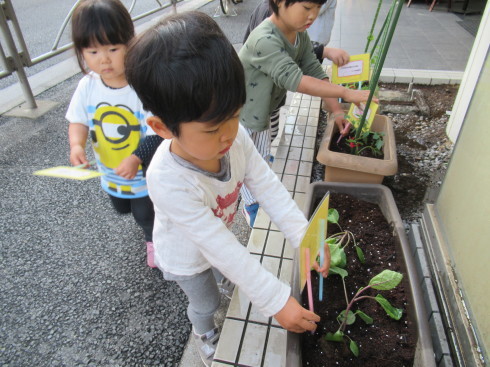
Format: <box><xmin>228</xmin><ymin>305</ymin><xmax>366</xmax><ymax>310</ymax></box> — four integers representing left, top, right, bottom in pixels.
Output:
<box><xmin>125</xmin><ymin>11</ymin><xmax>329</xmax><ymax>366</ymax></box>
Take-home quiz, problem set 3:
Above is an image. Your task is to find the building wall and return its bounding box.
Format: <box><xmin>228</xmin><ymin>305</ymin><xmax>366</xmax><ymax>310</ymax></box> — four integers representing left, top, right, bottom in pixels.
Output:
<box><xmin>436</xmin><ymin>52</ymin><xmax>489</xmax><ymax>357</ymax></box>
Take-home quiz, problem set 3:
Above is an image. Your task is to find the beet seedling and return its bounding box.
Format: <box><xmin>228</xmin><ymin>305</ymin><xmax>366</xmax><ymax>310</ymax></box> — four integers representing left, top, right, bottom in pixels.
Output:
<box><xmin>325</xmin><ymin>269</ymin><xmax>403</xmax><ymax>356</ymax></box>
<box><xmin>326</xmin><ymin>208</ymin><xmax>365</xmax><ymax>269</ymax></box>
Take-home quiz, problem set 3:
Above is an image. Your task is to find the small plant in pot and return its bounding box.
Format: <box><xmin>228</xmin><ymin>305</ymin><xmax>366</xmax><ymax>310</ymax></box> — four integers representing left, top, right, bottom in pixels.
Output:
<box><xmin>334</xmin><ymin>105</ymin><xmax>385</xmax><ymax>159</ymax></box>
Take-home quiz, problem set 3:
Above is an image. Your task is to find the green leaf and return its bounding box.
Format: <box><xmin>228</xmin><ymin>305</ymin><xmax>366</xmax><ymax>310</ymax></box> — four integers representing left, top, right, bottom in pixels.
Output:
<box><xmin>355</xmin><ymin>245</ymin><xmax>365</xmax><ymax>264</ymax></box>
<box><xmin>355</xmin><ymin>310</ymin><xmax>373</xmax><ymax>324</ymax></box>
<box><xmin>375</xmin><ymin>138</ymin><xmax>384</xmax><ymax>150</ymax></box>
<box><xmin>350</xmin><ymin>340</ymin><xmax>360</xmax><ymax>357</ymax></box>
<box><xmin>325</xmin><ymin>330</ymin><xmax>344</xmax><ymax>342</ymax></box>
<box><xmin>369</xmin><ymin>270</ymin><xmax>403</xmax><ymax>290</ymax></box>
<box><xmin>328</xmin><ymin>242</ymin><xmax>346</xmax><ymax>268</ymax></box>
<box><xmin>375</xmin><ymin>294</ymin><xmax>403</xmax><ymax>320</ymax></box>
<box><xmin>329</xmin><ymin>266</ymin><xmax>348</xmax><ymax>278</ymax></box>
<box><xmin>339</xmin><ymin>249</ymin><xmax>347</xmax><ymax>268</ymax></box>
<box><xmin>326</xmin><ymin>237</ymin><xmax>338</xmax><ymax>245</ymax></box>
<box><xmin>327</xmin><ymin>208</ymin><xmax>339</xmax><ymax>224</ymax></box>
<box><xmin>338</xmin><ymin>310</ymin><xmax>356</xmax><ymax>325</ymax></box>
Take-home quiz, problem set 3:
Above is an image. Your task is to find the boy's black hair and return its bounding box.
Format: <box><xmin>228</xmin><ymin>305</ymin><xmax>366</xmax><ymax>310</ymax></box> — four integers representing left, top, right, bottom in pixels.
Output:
<box><xmin>269</xmin><ymin>0</ymin><xmax>327</xmax><ymax>16</ymax></box>
<box><xmin>71</xmin><ymin>0</ymin><xmax>134</xmax><ymax>73</ymax></box>
<box><xmin>125</xmin><ymin>11</ymin><xmax>246</xmax><ymax>137</ymax></box>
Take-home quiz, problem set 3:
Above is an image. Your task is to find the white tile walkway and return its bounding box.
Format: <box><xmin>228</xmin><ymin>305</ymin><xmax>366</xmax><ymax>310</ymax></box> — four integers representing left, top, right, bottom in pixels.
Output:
<box><xmin>212</xmin><ymin>93</ymin><xmax>322</xmax><ymax>367</ymax></box>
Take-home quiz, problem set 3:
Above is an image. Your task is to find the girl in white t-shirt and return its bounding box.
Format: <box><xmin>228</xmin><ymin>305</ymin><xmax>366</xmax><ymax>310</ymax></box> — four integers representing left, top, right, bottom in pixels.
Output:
<box><xmin>66</xmin><ymin>0</ymin><xmax>162</xmax><ymax>268</ymax></box>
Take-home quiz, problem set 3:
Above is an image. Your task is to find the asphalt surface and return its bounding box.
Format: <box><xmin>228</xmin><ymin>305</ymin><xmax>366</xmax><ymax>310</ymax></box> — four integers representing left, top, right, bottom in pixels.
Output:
<box><xmin>0</xmin><ymin>0</ymin><xmax>260</xmax><ymax>365</ymax></box>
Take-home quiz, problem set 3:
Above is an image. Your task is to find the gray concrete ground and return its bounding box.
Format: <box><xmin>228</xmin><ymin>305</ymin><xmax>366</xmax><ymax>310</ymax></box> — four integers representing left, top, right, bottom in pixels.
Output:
<box><xmin>0</xmin><ymin>0</ymin><xmax>478</xmax><ymax>366</ymax></box>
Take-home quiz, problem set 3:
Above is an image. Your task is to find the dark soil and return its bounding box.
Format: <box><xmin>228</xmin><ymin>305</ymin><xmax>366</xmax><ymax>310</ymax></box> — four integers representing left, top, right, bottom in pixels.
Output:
<box><xmin>312</xmin><ymin>83</ymin><xmax>458</xmax><ymax>222</ymax></box>
<box><xmin>300</xmin><ymin>193</ymin><xmax>416</xmax><ymax>367</ymax></box>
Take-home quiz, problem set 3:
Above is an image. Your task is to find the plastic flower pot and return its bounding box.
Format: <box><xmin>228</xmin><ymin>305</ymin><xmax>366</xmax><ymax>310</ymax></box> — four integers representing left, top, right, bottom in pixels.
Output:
<box><xmin>286</xmin><ymin>182</ymin><xmax>435</xmax><ymax>367</ymax></box>
<box><xmin>316</xmin><ymin>114</ymin><xmax>398</xmax><ymax>184</ymax></box>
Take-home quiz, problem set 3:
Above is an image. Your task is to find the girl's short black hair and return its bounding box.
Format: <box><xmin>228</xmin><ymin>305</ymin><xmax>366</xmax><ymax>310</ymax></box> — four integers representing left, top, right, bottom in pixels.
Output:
<box><xmin>125</xmin><ymin>11</ymin><xmax>246</xmax><ymax>137</ymax></box>
<box><xmin>269</xmin><ymin>0</ymin><xmax>327</xmax><ymax>16</ymax></box>
<box><xmin>71</xmin><ymin>0</ymin><xmax>134</xmax><ymax>73</ymax></box>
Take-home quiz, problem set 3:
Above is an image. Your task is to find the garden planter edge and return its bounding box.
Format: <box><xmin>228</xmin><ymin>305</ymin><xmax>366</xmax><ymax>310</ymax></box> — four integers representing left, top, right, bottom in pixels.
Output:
<box><xmin>316</xmin><ymin>114</ymin><xmax>398</xmax><ymax>184</ymax></box>
<box><xmin>286</xmin><ymin>182</ymin><xmax>435</xmax><ymax>367</ymax></box>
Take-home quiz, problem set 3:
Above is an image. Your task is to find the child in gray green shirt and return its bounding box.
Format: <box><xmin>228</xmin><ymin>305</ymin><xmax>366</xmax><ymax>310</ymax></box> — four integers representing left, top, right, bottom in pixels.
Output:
<box><xmin>239</xmin><ymin>0</ymin><xmax>372</xmax><ymax>227</ymax></box>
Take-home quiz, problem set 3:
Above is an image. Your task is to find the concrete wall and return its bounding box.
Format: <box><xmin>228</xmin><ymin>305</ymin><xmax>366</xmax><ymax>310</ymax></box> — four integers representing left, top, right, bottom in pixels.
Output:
<box><xmin>436</xmin><ymin>52</ymin><xmax>489</xmax><ymax>358</ymax></box>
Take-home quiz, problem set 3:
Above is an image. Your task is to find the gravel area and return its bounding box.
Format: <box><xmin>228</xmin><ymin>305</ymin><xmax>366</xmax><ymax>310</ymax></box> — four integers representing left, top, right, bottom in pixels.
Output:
<box><xmin>0</xmin><ymin>0</ymin><xmax>258</xmax><ymax>365</ymax></box>
<box><xmin>0</xmin><ymin>72</ymin><xmax>250</xmax><ymax>366</ymax></box>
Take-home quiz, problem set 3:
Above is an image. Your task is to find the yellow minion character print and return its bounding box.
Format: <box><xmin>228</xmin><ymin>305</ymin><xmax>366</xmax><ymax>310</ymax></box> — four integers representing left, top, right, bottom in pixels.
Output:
<box><xmin>90</xmin><ymin>102</ymin><xmax>142</xmax><ymax>169</ymax></box>
<box><xmin>88</xmin><ymin>102</ymin><xmax>148</xmax><ymax>198</ymax></box>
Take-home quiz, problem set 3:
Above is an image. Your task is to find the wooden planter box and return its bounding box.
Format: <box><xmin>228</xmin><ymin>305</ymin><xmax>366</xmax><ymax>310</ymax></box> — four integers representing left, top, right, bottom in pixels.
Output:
<box><xmin>286</xmin><ymin>182</ymin><xmax>435</xmax><ymax>367</ymax></box>
<box><xmin>316</xmin><ymin>114</ymin><xmax>398</xmax><ymax>184</ymax></box>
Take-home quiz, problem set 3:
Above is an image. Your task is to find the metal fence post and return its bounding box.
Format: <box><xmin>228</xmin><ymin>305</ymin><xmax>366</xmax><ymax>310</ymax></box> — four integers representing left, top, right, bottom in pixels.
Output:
<box><xmin>0</xmin><ymin>0</ymin><xmax>37</xmax><ymax>109</ymax></box>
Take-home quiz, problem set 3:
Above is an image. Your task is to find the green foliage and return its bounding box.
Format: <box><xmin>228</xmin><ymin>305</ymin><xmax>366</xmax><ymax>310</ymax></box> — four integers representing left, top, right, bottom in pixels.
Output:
<box><xmin>375</xmin><ymin>294</ymin><xmax>403</xmax><ymax>320</ymax></box>
<box><xmin>345</xmin><ymin>130</ymin><xmax>385</xmax><ymax>157</ymax></box>
<box><xmin>327</xmin><ymin>208</ymin><xmax>339</xmax><ymax>224</ymax></box>
<box><xmin>356</xmin><ymin>310</ymin><xmax>373</xmax><ymax>324</ymax></box>
<box><xmin>350</xmin><ymin>340</ymin><xmax>360</xmax><ymax>357</ymax></box>
<box><xmin>325</xmin><ymin>330</ymin><xmax>344</xmax><ymax>342</ymax></box>
<box><xmin>355</xmin><ymin>245</ymin><xmax>365</xmax><ymax>264</ymax></box>
<box><xmin>369</xmin><ymin>269</ymin><xmax>403</xmax><ymax>290</ymax></box>
<box><xmin>338</xmin><ymin>310</ymin><xmax>356</xmax><ymax>325</ymax></box>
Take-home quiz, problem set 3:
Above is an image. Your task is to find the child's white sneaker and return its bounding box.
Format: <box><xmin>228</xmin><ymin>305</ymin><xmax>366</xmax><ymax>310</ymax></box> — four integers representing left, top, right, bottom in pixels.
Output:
<box><xmin>193</xmin><ymin>327</ymin><xmax>220</xmax><ymax>367</ymax></box>
<box><xmin>218</xmin><ymin>277</ymin><xmax>235</xmax><ymax>300</ymax></box>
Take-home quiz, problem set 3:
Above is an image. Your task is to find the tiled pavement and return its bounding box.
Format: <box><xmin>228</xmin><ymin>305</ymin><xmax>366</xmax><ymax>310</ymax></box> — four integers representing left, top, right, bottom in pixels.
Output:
<box><xmin>329</xmin><ymin>0</ymin><xmax>476</xmax><ymax>72</ymax></box>
<box><xmin>213</xmin><ymin>94</ymin><xmax>322</xmax><ymax>366</ymax></box>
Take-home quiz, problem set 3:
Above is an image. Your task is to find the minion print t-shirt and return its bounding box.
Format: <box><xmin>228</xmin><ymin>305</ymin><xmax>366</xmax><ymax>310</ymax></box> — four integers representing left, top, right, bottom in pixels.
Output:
<box><xmin>66</xmin><ymin>72</ymin><xmax>154</xmax><ymax>199</ymax></box>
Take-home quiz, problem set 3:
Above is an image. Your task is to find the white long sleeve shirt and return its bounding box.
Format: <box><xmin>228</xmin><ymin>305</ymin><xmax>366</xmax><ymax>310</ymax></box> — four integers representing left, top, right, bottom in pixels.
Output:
<box><xmin>147</xmin><ymin>126</ymin><xmax>308</xmax><ymax>317</ymax></box>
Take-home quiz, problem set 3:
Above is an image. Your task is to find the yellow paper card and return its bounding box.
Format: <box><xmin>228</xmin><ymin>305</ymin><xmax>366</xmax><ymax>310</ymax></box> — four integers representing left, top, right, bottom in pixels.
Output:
<box><xmin>347</xmin><ymin>101</ymin><xmax>379</xmax><ymax>132</ymax></box>
<box><xmin>299</xmin><ymin>192</ymin><xmax>329</xmax><ymax>291</ymax></box>
<box><xmin>331</xmin><ymin>54</ymin><xmax>370</xmax><ymax>85</ymax></box>
<box><xmin>33</xmin><ymin>166</ymin><xmax>104</xmax><ymax>180</ymax></box>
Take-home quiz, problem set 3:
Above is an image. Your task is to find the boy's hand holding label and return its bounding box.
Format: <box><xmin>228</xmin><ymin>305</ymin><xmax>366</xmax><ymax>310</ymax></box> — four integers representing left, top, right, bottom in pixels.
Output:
<box><xmin>331</xmin><ymin>54</ymin><xmax>370</xmax><ymax>85</ymax></box>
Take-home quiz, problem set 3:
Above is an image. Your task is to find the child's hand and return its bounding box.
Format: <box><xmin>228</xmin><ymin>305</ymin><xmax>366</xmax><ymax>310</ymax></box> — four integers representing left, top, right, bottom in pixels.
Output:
<box><xmin>70</xmin><ymin>145</ymin><xmax>88</xmax><ymax>167</ymax></box>
<box><xmin>324</xmin><ymin>47</ymin><xmax>350</xmax><ymax>67</ymax></box>
<box><xmin>312</xmin><ymin>243</ymin><xmax>331</xmax><ymax>278</ymax></box>
<box><xmin>331</xmin><ymin>112</ymin><xmax>351</xmax><ymax>137</ymax></box>
<box><xmin>274</xmin><ymin>296</ymin><xmax>320</xmax><ymax>333</ymax></box>
<box><xmin>344</xmin><ymin>89</ymin><xmax>379</xmax><ymax>105</ymax></box>
<box><xmin>115</xmin><ymin>154</ymin><xmax>142</xmax><ymax>179</ymax></box>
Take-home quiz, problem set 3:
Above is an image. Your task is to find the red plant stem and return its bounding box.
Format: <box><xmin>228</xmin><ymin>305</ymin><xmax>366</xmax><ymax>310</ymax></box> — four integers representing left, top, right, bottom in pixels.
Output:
<box><xmin>339</xmin><ymin>278</ymin><xmax>392</xmax><ymax>332</ymax></box>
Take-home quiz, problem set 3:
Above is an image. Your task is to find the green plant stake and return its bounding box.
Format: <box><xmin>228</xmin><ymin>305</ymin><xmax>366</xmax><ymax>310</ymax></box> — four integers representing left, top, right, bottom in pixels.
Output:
<box><xmin>364</xmin><ymin>0</ymin><xmax>383</xmax><ymax>53</ymax></box>
<box><xmin>355</xmin><ymin>0</ymin><xmax>405</xmax><ymax>142</ymax></box>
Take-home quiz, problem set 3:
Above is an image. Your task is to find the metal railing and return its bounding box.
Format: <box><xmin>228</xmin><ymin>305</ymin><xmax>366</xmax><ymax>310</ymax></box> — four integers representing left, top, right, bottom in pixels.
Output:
<box><xmin>0</xmin><ymin>0</ymin><xmax>180</xmax><ymax>109</ymax></box>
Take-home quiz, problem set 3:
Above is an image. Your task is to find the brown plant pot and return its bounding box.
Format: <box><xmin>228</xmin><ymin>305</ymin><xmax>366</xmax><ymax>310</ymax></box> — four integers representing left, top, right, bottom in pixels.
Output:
<box><xmin>286</xmin><ymin>182</ymin><xmax>436</xmax><ymax>367</ymax></box>
<box><xmin>316</xmin><ymin>114</ymin><xmax>398</xmax><ymax>183</ymax></box>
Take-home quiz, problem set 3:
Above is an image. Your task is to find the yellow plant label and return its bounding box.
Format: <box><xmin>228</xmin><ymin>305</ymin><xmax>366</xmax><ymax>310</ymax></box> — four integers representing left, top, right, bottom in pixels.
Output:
<box><xmin>299</xmin><ymin>191</ymin><xmax>329</xmax><ymax>291</ymax></box>
<box><xmin>347</xmin><ymin>101</ymin><xmax>379</xmax><ymax>132</ymax></box>
<box><xmin>33</xmin><ymin>166</ymin><xmax>104</xmax><ymax>180</ymax></box>
<box><xmin>331</xmin><ymin>54</ymin><xmax>370</xmax><ymax>85</ymax></box>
